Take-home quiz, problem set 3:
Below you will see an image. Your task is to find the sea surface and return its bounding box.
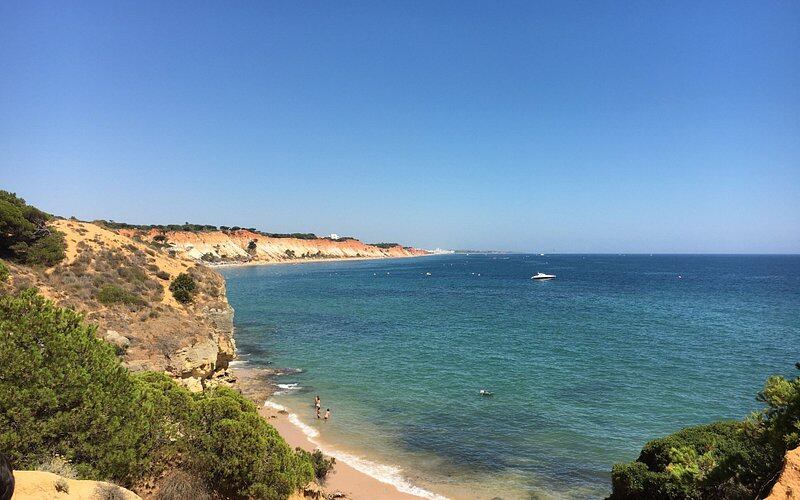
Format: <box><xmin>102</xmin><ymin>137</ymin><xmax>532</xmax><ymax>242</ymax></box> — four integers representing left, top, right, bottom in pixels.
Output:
<box><xmin>220</xmin><ymin>254</ymin><xmax>800</xmax><ymax>499</ymax></box>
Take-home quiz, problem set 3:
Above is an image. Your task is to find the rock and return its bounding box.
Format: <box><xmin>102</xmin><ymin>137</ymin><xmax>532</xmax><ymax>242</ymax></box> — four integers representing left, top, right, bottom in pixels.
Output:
<box><xmin>767</xmin><ymin>447</ymin><xmax>800</xmax><ymax>499</ymax></box>
<box><xmin>12</xmin><ymin>470</ymin><xmax>141</xmax><ymax>499</ymax></box>
<box><xmin>177</xmin><ymin>376</ymin><xmax>204</xmax><ymax>393</ymax></box>
<box><xmin>168</xmin><ymin>339</ymin><xmax>219</xmax><ymax>379</ymax></box>
<box><xmin>103</xmin><ymin>330</ymin><xmax>130</xmax><ymax>351</ymax></box>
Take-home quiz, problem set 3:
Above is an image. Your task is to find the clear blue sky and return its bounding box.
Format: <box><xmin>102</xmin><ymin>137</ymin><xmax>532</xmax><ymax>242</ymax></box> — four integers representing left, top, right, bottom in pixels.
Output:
<box><xmin>1</xmin><ymin>1</ymin><xmax>798</xmax><ymax>253</ymax></box>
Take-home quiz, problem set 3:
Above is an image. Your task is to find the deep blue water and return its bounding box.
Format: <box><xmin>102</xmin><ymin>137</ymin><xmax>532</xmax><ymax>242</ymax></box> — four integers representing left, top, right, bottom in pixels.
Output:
<box><xmin>221</xmin><ymin>254</ymin><xmax>800</xmax><ymax>498</ymax></box>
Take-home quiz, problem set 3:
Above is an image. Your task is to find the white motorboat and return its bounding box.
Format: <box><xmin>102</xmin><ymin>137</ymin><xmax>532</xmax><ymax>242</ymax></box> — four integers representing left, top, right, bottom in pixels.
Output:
<box><xmin>531</xmin><ymin>272</ymin><xmax>556</xmax><ymax>280</ymax></box>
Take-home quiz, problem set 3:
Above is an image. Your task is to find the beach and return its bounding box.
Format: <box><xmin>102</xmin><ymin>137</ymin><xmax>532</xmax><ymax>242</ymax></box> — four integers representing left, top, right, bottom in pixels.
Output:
<box><xmin>259</xmin><ymin>403</ymin><xmax>426</xmax><ymax>500</ymax></box>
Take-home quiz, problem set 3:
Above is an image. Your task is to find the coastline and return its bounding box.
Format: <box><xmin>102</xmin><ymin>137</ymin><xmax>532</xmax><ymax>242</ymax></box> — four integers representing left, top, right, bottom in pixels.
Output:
<box><xmin>233</xmin><ymin>365</ymin><xmax>444</xmax><ymax>499</ymax></box>
<box><xmin>260</xmin><ymin>401</ymin><xmax>441</xmax><ymax>500</ymax></box>
<box><xmin>220</xmin><ymin>255</ymin><xmax>444</xmax><ymax>500</ymax></box>
<box><xmin>210</xmin><ymin>253</ymin><xmax>435</xmax><ymax>269</ymax></box>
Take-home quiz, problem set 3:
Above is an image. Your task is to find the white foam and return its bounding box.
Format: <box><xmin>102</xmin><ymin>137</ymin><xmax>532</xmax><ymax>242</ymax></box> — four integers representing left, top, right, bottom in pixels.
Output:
<box><xmin>264</xmin><ymin>399</ymin><xmax>447</xmax><ymax>500</ymax></box>
<box><xmin>276</xmin><ymin>383</ymin><xmax>301</xmax><ymax>390</ymax></box>
<box><xmin>287</xmin><ymin>412</ymin><xmax>320</xmax><ymax>439</ymax></box>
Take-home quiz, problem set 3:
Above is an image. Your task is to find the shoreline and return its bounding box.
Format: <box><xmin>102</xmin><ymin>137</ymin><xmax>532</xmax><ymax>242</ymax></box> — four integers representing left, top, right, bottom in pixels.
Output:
<box><xmin>209</xmin><ymin>253</ymin><xmax>435</xmax><ymax>269</ymax></box>
<box><xmin>259</xmin><ymin>400</ymin><xmax>445</xmax><ymax>500</ymax></box>
<box><xmin>234</xmin><ymin>365</ymin><xmax>445</xmax><ymax>499</ymax></box>
<box><xmin>224</xmin><ymin>255</ymin><xmax>450</xmax><ymax>500</ymax></box>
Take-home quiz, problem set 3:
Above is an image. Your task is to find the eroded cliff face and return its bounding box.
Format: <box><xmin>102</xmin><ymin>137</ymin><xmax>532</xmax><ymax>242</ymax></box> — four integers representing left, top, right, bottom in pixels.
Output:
<box><xmin>767</xmin><ymin>447</ymin><xmax>800</xmax><ymax>499</ymax></box>
<box><xmin>3</xmin><ymin>220</ymin><xmax>236</xmax><ymax>392</ymax></box>
<box><xmin>117</xmin><ymin>228</ymin><xmax>429</xmax><ymax>263</ymax></box>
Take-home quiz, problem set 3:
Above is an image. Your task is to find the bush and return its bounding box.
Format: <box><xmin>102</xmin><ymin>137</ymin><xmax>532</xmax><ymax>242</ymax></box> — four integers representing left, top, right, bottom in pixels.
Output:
<box><xmin>155</xmin><ymin>470</ymin><xmax>211</xmax><ymax>500</ymax></box>
<box><xmin>0</xmin><ymin>291</ymin><xmax>315</xmax><ymax>497</ymax></box>
<box><xmin>0</xmin><ymin>290</ymin><xmax>149</xmax><ymax>484</ymax></box>
<box><xmin>155</xmin><ymin>270</ymin><xmax>170</xmax><ymax>280</ymax></box>
<box><xmin>0</xmin><ymin>191</ymin><xmax>65</xmax><ymax>266</ymax></box>
<box><xmin>0</xmin><ymin>260</ymin><xmax>8</xmax><ymax>282</ymax></box>
<box><xmin>96</xmin><ymin>284</ymin><xmax>145</xmax><ymax>306</ymax></box>
<box><xmin>200</xmin><ymin>253</ymin><xmax>219</xmax><ymax>263</ymax></box>
<box><xmin>188</xmin><ymin>386</ymin><xmax>314</xmax><ymax>497</ymax></box>
<box><xmin>610</xmin><ymin>367</ymin><xmax>800</xmax><ymax>499</ymax></box>
<box><xmin>169</xmin><ymin>273</ymin><xmax>197</xmax><ymax>303</ymax></box>
<box><xmin>297</xmin><ymin>449</ymin><xmax>336</xmax><ymax>480</ymax></box>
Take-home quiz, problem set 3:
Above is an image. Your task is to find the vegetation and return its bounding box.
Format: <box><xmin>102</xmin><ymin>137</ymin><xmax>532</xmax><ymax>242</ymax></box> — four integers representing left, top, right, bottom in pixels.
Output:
<box><xmin>96</xmin><ymin>221</ymin><xmax>220</xmax><ymax>233</ymax></box>
<box><xmin>369</xmin><ymin>242</ymin><xmax>400</xmax><ymax>249</ymax></box>
<box><xmin>298</xmin><ymin>449</ymin><xmax>336</xmax><ymax>481</ymax></box>
<box><xmin>169</xmin><ymin>273</ymin><xmax>197</xmax><ymax>303</ymax></box>
<box><xmin>284</xmin><ymin>249</ymin><xmax>296</xmax><ymax>259</ymax></box>
<box><xmin>610</xmin><ymin>365</ymin><xmax>800</xmax><ymax>499</ymax></box>
<box><xmin>0</xmin><ymin>261</ymin><xmax>8</xmax><ymax>282</ymax></box>
<box><xmin>95</xmin><ymin>219</ymin><xmax>323</xmax><ymax>241</ymax></box>
<box><xmin>96</xmin><ymin>284</ymin><xmax>146</xmax><ymax>306</ymax></box>
<box><xmin>0</xmin><ymin>190</ymin><xmax>65</xmax><ymax>266</ymax></box>
<box><xmin>0</xmin><ymin>291</ymin><xmax>318</xmax><ymax>497</ymax></box>
<box><xmin>200</xmin><ymin>252</ymin><xmax>221</xmax><ymax>263</ymax></box>
<box><xmin>155</xmin><ymin>470</ymin><xmax>211</xmax><ymax>500</ymax></box>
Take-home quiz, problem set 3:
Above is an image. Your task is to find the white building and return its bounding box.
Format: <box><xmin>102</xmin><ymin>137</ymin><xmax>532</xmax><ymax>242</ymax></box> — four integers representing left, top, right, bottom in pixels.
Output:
<box><xmin>329</xmin><ymin>233</ymin><xmax>340</xmax><ymax>240</ymax></box>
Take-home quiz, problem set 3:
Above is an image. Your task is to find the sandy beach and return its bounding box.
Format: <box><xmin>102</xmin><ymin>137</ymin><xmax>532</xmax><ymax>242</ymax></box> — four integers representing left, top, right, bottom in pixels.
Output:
<box><xmin>259</xmin><ymin>403</ymin><xmax>425</xmax><ymax>500</ymax></box>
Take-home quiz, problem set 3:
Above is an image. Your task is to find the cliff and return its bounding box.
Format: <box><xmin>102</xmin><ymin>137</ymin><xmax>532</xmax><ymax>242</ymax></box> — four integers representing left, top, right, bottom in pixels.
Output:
<box><xmin>11</xmin><ymin>471</ymin><xmax>140</xmax><ymax>500</ymax></box>
<box><xmin>3</xmin><ymin>219</ymin><xmax>235</xmax><ymax>392</ymax></box>
<box><xmin>116</xmin><ymin>228</ymin><xmax>429</xmax><ymax>264</ymax></box>
<box><xmin>767</xmin><ymin>447</ymin><xmax>800</xmax><ymax>500</ymax></box>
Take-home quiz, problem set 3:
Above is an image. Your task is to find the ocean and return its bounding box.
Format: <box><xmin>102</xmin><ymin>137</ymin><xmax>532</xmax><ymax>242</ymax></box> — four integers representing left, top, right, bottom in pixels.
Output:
<box><xmin>220</xmin><ymin>254</ymin><xmax>800</xmax><ymax>499</ymax></box>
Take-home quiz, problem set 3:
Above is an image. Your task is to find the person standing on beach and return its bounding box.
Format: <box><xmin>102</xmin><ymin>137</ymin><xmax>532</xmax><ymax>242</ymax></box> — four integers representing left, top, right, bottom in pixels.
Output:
<box><xmin>315</xmin><ymin>395</ymin><xmax>321</xmax><ymax>418</ymax></box>
<box><xmin>324</xmin><ymin>408</ymin><xmax>330</xmax><ymax>422</ymax></box>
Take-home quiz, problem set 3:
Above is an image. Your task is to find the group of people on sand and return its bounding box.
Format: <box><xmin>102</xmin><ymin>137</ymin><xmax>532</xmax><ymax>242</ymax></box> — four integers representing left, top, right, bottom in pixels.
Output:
<box><xmin>314</xmin><ymin>395</ymin><xmax>330</xmax><ymax>422</ymax></box>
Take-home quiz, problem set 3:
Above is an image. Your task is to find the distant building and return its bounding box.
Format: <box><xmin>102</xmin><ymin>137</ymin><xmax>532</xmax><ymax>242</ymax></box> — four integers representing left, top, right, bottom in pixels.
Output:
<box><xmin>432</xmin><ymin>248</ymin><xmax>455</xmax><ymax>254</ymax></box>
<box><xmin>329</xmin><ymin>233</ymin><xmax>340</xmax><ymax>240</ymax></box>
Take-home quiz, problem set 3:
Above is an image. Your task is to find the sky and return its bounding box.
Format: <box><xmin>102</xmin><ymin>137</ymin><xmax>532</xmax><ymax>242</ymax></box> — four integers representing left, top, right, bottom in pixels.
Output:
<box><xmin>1</xmin><ymin>1</ymin><xmax>798</xmax><ymax>253</ymax></box>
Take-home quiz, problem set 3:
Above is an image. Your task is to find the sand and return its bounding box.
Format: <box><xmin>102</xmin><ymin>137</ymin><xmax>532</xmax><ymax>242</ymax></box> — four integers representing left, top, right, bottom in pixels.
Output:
<box><xmin>259</xmin><ymin>405</ymin><xmax>425</xmax><ymax>500</ymax></box>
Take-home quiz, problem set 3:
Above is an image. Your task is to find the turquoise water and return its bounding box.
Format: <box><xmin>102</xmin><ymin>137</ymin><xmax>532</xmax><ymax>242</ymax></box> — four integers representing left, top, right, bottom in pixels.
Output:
<box><xmin>221</xmin><ymin>255</ymin><xmax>800</xmax><ymax>499</ymax></box>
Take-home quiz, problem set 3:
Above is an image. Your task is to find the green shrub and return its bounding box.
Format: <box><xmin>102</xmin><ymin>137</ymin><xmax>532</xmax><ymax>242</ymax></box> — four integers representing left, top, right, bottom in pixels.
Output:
<box><xmin>170</xmin><ymin>273</ymin><xmax>196</xmax><ymax>303</ymax></box>
<box><xmin>0</xmin><ymin>260</ymin><xmax>8</xmax><ymax>282</ymax></box>
<box><xmin>0</xmin><ymin>290</ymin><xmax>150</xmax><ymax>484</ymax></box>
<box><xmin>284</xmin><ymin>249</ymin><xmax>296</xmax><ymax>258</ymax></box>
<box><xmin>610</xmin><ymin>367</ymin><xmax>800</xmax><ymax>499</ymax></box>
<box><xmin>0</xmin><ymin>290</ymin><xmax>315</xmax><ymax>497</ymax></box>
<box><xmin>155</xmin><ymin>270</ymin><xmax>170</xmax><ymax>280</ymax></box>
<box><xmin>0</xmin><ymin>191</ymin><xmax>65</xmax><ymax>266</ymax></box>
<box><xmin>200</xmin><ymin>252</ymin><xmax>219</xmax><ymax>263</ymax></box>
<box><xmin>297</xmin><ymin>448</ymin><xmax>336</xmax><ymax>480</ymax></box>
<box><xmin>96</xmin><ymin>284</ymin><xmax>145</xmax><ymax>306</ymax></box>
<box><xmin>188</xmin><ymin>386</ymin><xmax>314</xmax><ymax>498</ymax></box>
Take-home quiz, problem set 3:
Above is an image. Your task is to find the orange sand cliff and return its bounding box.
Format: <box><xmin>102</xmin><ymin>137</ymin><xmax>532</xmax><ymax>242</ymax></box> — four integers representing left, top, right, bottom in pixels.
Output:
<box><xmin>117</xmin><ymin>228</ymin><xmax>430</xmax><ymax>263</ymax></box>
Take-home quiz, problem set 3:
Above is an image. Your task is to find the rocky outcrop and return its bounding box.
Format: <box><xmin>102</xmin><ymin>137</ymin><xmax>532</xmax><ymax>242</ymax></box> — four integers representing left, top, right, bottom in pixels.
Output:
<box><xmin>117</xmin><ymin>228</ymin><xmax>429</xmax><ymax>264</ymax></box>
<box><xmin>767</xmin><ymin>447</ymin><xmax>800</xmax><ymax>499</ymax></box>
<box><xmin>103</xmin><ymin>330</ymin><xmax>130</xmax><ymax>351</ymax></box>
<box><xmin>166</xmin><ymin>304</ymin><xmax>236</xmax><ymax>392</ymax></box>
<box><xmin>12</xmin><ymin>470</ymin><xmax>140</xmax><ymax>499</ymax></box>
<box><xmin>7</xmin><ymin>220</ymin><xmax>239</xmax><ymax>393</ymax></box>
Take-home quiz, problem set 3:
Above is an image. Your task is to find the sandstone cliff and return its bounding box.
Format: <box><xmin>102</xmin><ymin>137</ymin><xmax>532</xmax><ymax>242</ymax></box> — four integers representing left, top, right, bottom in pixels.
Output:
<box><xmin>117</xmin><ymin>228</ymin><xmax>429</xmax><ymax>264</ymax></box>
<box><xmin>12</xmin><ymin>471</ymin><xmax>141</xmax><ymax>500</ymax></box>
<box><xmin>768</xmin><ymin>447</ymin><xmax>800</xmax><ymax>500</ymax></box>
<box><xmin>3</xmin><ymin>219</ymin><xmax>235</xmax><ymax>391</ymax></box>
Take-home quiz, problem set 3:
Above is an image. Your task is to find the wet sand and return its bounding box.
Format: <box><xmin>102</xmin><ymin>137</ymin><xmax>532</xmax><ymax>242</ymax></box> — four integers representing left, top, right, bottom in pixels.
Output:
<box><xmin>259</xmin><ymin>404</ymin><xmax>423</xmax><ymax>500</ymax></box>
